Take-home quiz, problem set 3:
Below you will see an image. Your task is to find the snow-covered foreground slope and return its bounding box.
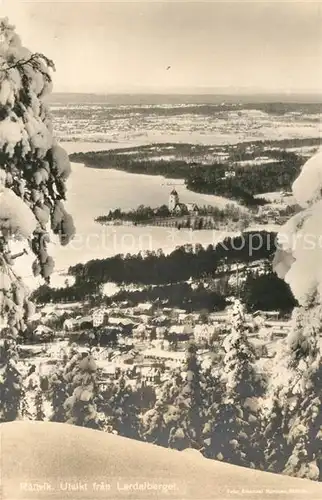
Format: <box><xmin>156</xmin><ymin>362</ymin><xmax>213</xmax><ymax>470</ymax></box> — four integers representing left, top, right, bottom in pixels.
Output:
<box><xmin>1</xmin><ymin>422</ymin><xmax>322</xmax><ymax>500</ymax></box>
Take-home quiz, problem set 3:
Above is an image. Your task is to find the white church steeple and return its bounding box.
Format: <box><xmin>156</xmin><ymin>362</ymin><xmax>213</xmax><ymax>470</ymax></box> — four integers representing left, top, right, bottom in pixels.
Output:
<box><xmin>168</xmin><ymin>188</ymin><xmax>179</xmax><ymax>211</ymax></box>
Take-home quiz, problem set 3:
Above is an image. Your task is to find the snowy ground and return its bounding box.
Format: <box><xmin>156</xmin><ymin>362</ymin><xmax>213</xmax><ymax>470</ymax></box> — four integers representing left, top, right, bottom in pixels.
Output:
<box><xmin>1</xmin><ymin>421</ymin><xmax>321</xmax><ymax>500</ymax></box>
<box><xmin>254</xmin><ymin>192</ymin><xmax>297</xmax><ymax>204</ymax></box>
<box><xmin>52</xmin><ymin>104</ymin><xmax>322</xmax><ymax>145</ymax></box>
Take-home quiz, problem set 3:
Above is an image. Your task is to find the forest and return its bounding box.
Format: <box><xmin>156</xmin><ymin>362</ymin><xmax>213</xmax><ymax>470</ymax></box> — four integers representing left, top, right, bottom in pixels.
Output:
<box><xmin>96</xmin><ymin>204</ymin><xmax>172</xmax><ymax>224</ymax></box>
<box><xmin>185</xmin><ymin>151</ymin><xmax>302</xmax><ymax>199</ymax></box>
<box><xmin>31</xmin><ymin>266</ymin><xmax>296</xmax><ymax>314</ymax></box>
<box><xmin>31</xmin><ymin>230</ymin><xmax>297</xmax><ymax>314</ymax></box>
<box><xmin>70</xmin><ymin>143</ymin><xmax>306</xmax><ymax>205</ymax></box>
<box><xmin>67</xmin><ymin>231</ymin><xmax>278</xmax><ymax>285</ymax></box>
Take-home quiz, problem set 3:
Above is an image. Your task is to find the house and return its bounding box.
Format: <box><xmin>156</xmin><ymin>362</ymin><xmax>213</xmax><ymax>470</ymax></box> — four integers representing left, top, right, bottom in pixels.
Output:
<box><xmin>18</xmin><ymin>344</ymin><xmax>45</xmax><ymax>358</ymax></box>
<box><xmin>253</xmin><ymin>310</ymin><xmax>280</xmax><ymax>320</ymax></box>
<box><xmin>173</xmin><ymin>308</ymin><xmax>187</xmax><ymax>315</ymax></box>
<box><xmin>264</xmin><ymin>320</ymin><xmax>291</xmax><ymax>330</ymax></box>
<box><xmin>209</xmin><ymin>311</ymin><xmax>229</xmax><ymax>323</ymax></box>
<box><xmin>95</xmin><ymin>359</ymin><xmax>119</xmax><ymax>378</ymax></box>
<box><xmin>142</xmin><ymin>348</ymin><xmax>185</xmax><ymax>364</ymax></box>
<box><xmin>92</xmin><ymin>308</ymin><xmax>108</xmax><ymax>327</ymax></box>
<box><xmin>169</xmin><ymin>324</ymin><xmax>194</xmax><ymax>337</ymax></box>
<box><xmin>269</xmin><ymin>327</ymin><xmax>290</xmax><ymax>339</ymax></box>
<box><xmin>108</xmin><ymin>317</ymin><xmax>133</xmax><ymax>327</ymax></box>
<box><xmin>155</xmin><ymin>326</ymin><xmax>167</xmax><ymax>339</ymax></box>
<box><xmin>166</xmin><ymin>324</ymin><xmax>193</xmax><ymax>343</ymax></box>
<box><xmin>178</xmin><ymin>313</ymin><xmax>188</xmax><ymax>324</ymax></box>
<box><xmin>133</xmin><ymin>324</ymin><xmax>147</xmax><ymax>340</ymax></box>
<box><xmin>152</xmin><ymin>315</ymin><xmax>169</xmax><ymax>326</ymax></box>
<box><xmin>186</xmin><ymin>203</ymin><xmax>199</xmax><ymax>214</ymax></box>
<box><xmin>135</xmin><ymin>302</ymin><xmax>153</xmax><ymax>315</ymax></box>
<box><xmin>140</xmin><ymin>314</ymin><xmax>151</xmax><ymax>324</ymax></box>
<box><xmin>162</xmin><ymin>339</ymin><xmax>170</xmax><ymax>350</ymax></box>
<box><xmin>151</xmin><ymin>338</ymin><xmax>170</xmax><ymax>350</ymax></box>
<box><xmin>174</xmin><ymin>203</ymin><xmax>188</xmax><ymax>214</ymax></box>
<box><xmin>63</xmin><ymin>318</ymin><xmax>78</xmax><ymax>332</ymax></box>
<box><xmin>76</xmin><ymin>316</ymin><xmax>93</xmax><ymax>330</ymax></box>
<box><xmin>224</xmin><ymin>171</ymin><xmax>236</xmax><ymax>179</ymax></box>
<box><xmin>33</xmin><ymin>325</ymin><xmax>54</xmax><ymax>343</ymax></box>
<box><xmin>194</xmin><ymin>324</ymin><xmax>218</xmax><ymax>343</ymax></box>
<box><xmin>41</xmin><ymin>312</ymin><xmax>60</xmax><ymax>326</ymax></box>
<box><xmin>40</xmin><ymin>304</ymin><xmax>56</xmax><ymax>316</ymax></box>
<box><xmin>141</xmin><ymin>367</ymin><xmax>162</xmax><ymax>384</ymax></box>
<box><xmin>190</xmin><ymin>313</ymin><xmax>201</xmax><ymax>323</ymax></box>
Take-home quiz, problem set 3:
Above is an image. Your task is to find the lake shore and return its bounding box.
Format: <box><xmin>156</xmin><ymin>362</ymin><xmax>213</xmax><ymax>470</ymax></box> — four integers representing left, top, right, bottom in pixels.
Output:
<box><xmin>12</xmin><ymin>140</ymin><xmax>280</xmax><ymax>291</ymax></box>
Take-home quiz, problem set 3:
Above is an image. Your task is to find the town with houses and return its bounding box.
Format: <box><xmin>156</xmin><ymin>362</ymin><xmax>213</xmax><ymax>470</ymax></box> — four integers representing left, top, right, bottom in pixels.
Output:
<box><xmin>23</xmin><ymin>297</ymin><xmax>294</xmax><ymax>392</ymax></box>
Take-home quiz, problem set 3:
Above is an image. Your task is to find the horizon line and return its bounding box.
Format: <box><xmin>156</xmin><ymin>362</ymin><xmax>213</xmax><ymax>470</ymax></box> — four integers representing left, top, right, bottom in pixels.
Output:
<box><xmin>51</xmin><ymin>90</ymin><xmax>322</xmax><ymax>96</ymax></box>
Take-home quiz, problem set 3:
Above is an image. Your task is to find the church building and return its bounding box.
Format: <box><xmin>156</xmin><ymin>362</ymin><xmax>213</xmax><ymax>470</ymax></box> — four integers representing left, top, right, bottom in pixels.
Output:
<box><xmin>168</xmin><ymin>188</ymin><xmax>198</xmax><ymax>214</ymax></box>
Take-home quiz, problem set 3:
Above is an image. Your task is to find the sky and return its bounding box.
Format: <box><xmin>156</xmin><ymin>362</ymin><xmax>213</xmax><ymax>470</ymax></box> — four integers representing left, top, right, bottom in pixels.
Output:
<box><xmin>1</xmin><ymin>0</ymin><xmax>322</xmax><ymax>94</ymax></box>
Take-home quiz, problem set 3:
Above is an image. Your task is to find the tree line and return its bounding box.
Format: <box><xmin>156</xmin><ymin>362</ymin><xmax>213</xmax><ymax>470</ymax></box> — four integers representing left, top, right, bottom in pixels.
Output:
<box><xmin>30</xmin><ymin>231</ymin><xmax>297</xmax><ymax>314</ymax></box>
<box><xmin>68</xmin><ymin>231</ymin><xmax>277</xmax><ymax>286</ymax></box>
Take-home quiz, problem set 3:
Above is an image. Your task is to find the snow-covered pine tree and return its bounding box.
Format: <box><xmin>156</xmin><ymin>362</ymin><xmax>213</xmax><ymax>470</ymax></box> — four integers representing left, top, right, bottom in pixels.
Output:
<box><xmin>264</xmin><ymin>306</ymin><xmax>322</xmax><ymax>476</ymax></box>
<box><xmin>102</xmin><ymin>373</ymin><xmax>140</xmax><ymax>439</ymax></box>
<box><xmin>262</xmin><ymin>394</ymin><xmax>292</xmax><ymax>474</ymax></box>
<box><xmin>140</xmin><ymin>400</ymin><xmax>173</xmax><ymax>447</ymax></box>
<box><xmin>202</xmin><ymin>351</ymin><xmax>224</xmax><ymax>410</ymax></box>
<box><xmin>47</xmin><ymin>344</ymin><xmax>102</xmax><ymax>429</ymax></box>
<box><xmin>223</xmin><ymin>298</ymin><xmax>264</xmax><ymax>399</ymax></box>
<box><xmin>0</xmin><ymin>18</ymin><xmax>75</xmax><ymax>420</ymax></box>
<box><xmin>283</xmin><ymin>390</ymin><xmax>322</xmax><ymax>481</ymax></box>
<box><xmin>167</xmin><ymin>342</ymin><xmax>206</xmax><ymax>451</ymax></box>
<box><xmin>140</xmin><ymin>369</ymin><xmax>183</xmax><ymax>447</ymax></box>
<box><xmin>279</xmin><ymin>307</ymin><xmax>322</xmax><ymax>479</ymax></box>
<box><xmin>0</xmin><ymin>17</ymin><xmax>75</xmax><ymax>285</ymax></box>
<box><xmin>21</xmin><ymin>364</ymin><xmax>46</xmax><ymax>421</ymax></box>
<box><xmin>46</xmin><ymin>346</ymin><xmax>71</xmax><ymax>423</ymax></box>
<box><xmin>269</xmin><ymin>150</ymin><xmax>322</xmax><ymax>479</ymax></box>
<box><xmin>202</xmin><ymin>357</ymin><xmax>225</xmax><ymax>456</ymax></box>
<box><xmin>0</xmin><ymin>337</ymin><xmax>24</xmax><ymax>421</ymax></box>
<box><xmin>203</xmin><ymin>298</ymin><xmax>264</xmax><ymax>468</ymax></box>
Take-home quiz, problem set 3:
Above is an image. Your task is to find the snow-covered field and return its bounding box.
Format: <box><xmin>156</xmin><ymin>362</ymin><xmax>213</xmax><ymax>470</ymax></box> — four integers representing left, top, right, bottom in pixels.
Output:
<box><xmin>52</xmin><ymin>104</ymin><xmax>322</xmax><ymax>145</ymax></box>
<box><xmin>1</xmin><ymin>421</ymin><xmax>322</xmax><ymax>500</ymax></box>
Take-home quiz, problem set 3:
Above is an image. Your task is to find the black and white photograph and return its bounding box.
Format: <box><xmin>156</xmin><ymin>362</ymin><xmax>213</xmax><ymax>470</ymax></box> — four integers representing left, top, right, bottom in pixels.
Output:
<box><xmin>0</xmin><ymin>1</ymin><xmax>322</xmax><ymax>498</ymax></box>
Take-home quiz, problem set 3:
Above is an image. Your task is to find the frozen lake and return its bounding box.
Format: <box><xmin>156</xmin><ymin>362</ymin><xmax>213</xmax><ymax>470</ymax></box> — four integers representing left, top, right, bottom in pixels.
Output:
<box><xmin>55</xmin><ymin>161</ymin><xmax>238</xmax><ymax>267</ymax></box>
<box><xmin>13</xmin><ymin>142</ymin><xmax>241</xmax><ymax>289</ymax></box>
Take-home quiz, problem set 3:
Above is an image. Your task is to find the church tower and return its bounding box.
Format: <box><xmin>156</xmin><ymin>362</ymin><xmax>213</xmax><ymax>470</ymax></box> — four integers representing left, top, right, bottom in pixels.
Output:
<box><xmin>168</xmin><ymin>188</ymin><xmax>179</xmax><ymax>211</ymax></box>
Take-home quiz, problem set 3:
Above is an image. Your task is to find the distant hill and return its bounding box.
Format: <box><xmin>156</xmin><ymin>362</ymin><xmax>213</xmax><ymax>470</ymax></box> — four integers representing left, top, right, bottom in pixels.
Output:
<box><xmin>1</xmin><ymin>421</ymin><xmax>322</xmax><ymax>500</ymax></box>
<box><xmin>47</xmin><ymin>92</ymin><xmax>322</xmax><ymax>106</ymax></box>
